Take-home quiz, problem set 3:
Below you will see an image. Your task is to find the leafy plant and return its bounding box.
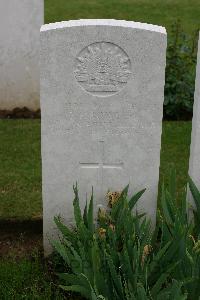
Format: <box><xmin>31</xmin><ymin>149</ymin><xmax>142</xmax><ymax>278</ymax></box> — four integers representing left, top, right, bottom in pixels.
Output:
<box><xmin>188</xmin><ymin>177</ymin><xmax>200</xmax><ymax>240</ymax></box>
<box><xmin>52</xmin><ymin>183</ymin><xmax>190</xmax><ymax>299</ymax></box>
<box><xmin>164</xmin><ymin>22</ymin><xmax>198</xmax><ymax>120</ymax></box>
<box><xmin>158</xmin><ymin>169</ymin><xmax>200</xmax><ymax>299</ymax></box>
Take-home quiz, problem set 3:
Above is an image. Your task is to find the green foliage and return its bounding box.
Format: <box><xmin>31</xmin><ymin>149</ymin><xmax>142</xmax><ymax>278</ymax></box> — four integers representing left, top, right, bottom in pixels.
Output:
<box><xmin>53</xmin><ymin>177</ymin><xmax>200</xmax><ymax>299</ymax></box>
<box><xmin>164</xmin><ymin>22</ymin><xmax>198</xmax><ymax>120</ymax></box>
<box><xmin>158</xmin><ymin>169</ymin><xmax>200</xmax><ymax>299</ymax></box>
<box><xmin>188</xmin><ymin>177</ymin><xmax>200</xmax><ymax>237</ymax></box>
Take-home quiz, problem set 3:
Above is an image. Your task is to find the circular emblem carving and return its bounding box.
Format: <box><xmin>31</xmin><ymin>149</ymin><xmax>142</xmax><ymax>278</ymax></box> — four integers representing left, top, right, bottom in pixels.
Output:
<box><xmin>74</xmin><ymin>42</ymin><xmax>132</xmax><ymax>97</ymax></box>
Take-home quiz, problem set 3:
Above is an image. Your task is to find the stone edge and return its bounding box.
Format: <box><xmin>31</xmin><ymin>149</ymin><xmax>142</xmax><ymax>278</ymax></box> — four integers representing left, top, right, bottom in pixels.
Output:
<box><xmin>40</xmin><ymin>19</ymin><xmax>166</xmax><ymax>34</ymax></box>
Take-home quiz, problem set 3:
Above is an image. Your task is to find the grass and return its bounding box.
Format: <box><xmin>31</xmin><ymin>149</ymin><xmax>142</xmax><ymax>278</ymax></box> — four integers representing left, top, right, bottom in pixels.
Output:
<box><xmin>159</xmin><ymin>121</ymin><xmax>192</xmax><ymax>201</ymax></box>
<box><xmin>0</xmin><ymin>120</ymin><xmax>192</xmax><ymax>220</ymax></box>
<box><xmin>45</xmin><ymin>0</ymin><xmax>200</xmax><ymax>34</ymax></box>
<box><xmin>0</xmin><ymin>256</ymin><xmax>54</xmax><ymax>299</ymax></box>
<box><xmin>0</xmin><ymin>254</ymin><xmax>79</xmax><ymax>299</ymax></box>
<box><xmin>0</xmin><ymin>120</ymin><xmax>41</xmax><ymax>220</ymax></box>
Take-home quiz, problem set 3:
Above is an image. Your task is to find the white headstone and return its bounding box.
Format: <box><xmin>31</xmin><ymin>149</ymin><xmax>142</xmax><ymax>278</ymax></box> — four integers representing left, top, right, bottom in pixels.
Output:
<box><xmin>40</xmin><ymin>19</ymin><xmax>167</xmax><ymax>254</ymax></box>
<box><xmin>189</xmin><ymin>33</ymin><xmax>200</xmax><ymax>209</ymax></box>
<box><xmin>0</xmin><ymin>0</ymin><xmax>43</xmax><ymax>110</ymax></box>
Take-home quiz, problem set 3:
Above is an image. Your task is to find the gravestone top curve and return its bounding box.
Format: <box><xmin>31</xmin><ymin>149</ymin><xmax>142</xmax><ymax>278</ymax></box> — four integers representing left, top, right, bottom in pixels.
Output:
<box><xmin>41</xmin><ymin>19</ymin><xmax>166</xmax><ymax>34</ymax></box>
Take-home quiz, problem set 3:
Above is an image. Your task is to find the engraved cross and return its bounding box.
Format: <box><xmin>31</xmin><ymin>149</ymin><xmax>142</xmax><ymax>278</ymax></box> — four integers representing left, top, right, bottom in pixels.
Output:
<box><xmin>79</xmin><ymin>141</ymin><xmax>123</xmax><ymax>195</ymax></box>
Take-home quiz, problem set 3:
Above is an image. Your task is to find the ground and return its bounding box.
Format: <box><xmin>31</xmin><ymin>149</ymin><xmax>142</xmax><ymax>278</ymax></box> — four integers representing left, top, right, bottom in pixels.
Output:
<box><xmin>0</xmin><ymin>219</ymin><xmax>42</xmax><ymax>257</ymax></box>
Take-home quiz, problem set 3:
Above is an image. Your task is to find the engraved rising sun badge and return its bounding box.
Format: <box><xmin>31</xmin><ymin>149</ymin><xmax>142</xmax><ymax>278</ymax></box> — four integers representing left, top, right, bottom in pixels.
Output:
<box><xmin>74</xmin><ymin>42</ymin><xmax>132</xmax><ymax>97</ymax></box>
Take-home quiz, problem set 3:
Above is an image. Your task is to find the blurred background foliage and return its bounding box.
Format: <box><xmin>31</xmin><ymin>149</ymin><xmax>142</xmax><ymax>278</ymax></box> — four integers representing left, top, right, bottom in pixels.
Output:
<box><xmin>164</xmin><ymin>22</ymin><xmax>198</xmax><ymax>120</ymax></box>
<box><xmin>45</xmin><ymin>0</ymin><xmax>200</xmax><ymax>120</ymax></box>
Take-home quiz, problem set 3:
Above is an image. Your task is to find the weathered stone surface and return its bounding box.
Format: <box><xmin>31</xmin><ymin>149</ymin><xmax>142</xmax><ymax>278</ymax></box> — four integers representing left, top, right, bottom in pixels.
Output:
<box><xmin>188</xmin><ymin>33</ymin><xmax>200</xmax><ymax>210</ymax></box>
<box><xmin>40</xmin><ymin>19</ymin><xmax>167</xmax><ymax>254</ymax></box>
<box><xmin>0</xmin><ymin>0</ymin><xmax>43</xmax><ymax>109</ymax></box>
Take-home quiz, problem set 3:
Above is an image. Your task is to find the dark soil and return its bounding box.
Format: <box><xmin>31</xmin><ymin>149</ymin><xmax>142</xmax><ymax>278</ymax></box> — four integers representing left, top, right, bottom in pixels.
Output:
<box><xmin>0</xmin><ymin>107</ymin><xmax>41</xmax><ymax>119</ymax></box>
<box><xmin>0</xmin><ymin>107</ymin><xmax>193</xmax><ymax>120</ymax></box>
<box><xmin>163</xmin><ymin>110</ymin><xmax>193</xmax><ymax>121</ymax></box>
<box><xmin>0</xmin><ymin>219</ymin><xmax>43</xmax><ymax>257</ymax></box>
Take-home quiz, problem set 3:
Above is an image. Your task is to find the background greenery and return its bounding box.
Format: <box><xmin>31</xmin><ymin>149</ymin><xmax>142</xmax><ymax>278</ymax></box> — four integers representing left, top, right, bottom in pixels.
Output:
<box><xmin>44</xmin><ymin>0</ymin><xmax>200</xmax><ymax>120</ymax></box>
<box><xmin>164</xmin><ymin>23</ymin><xmax>197</xmax><ymax>119</ymax></box>
<box><xmin>0</xmin><ymin>120</ymin><xmax>191</xmax><ymax>220</ymax></box>
<box><xmin>45</xmin><ymin>0</ymin><xmax>200</xmax><ymax>34</ymax></box>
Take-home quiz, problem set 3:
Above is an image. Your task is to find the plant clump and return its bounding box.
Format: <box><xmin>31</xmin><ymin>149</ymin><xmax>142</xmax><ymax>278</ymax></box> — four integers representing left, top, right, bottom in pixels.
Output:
<box><xmin>52</xmin><ymin>170</ymin><xmax>200</xmax><ymax>299</ymax></box>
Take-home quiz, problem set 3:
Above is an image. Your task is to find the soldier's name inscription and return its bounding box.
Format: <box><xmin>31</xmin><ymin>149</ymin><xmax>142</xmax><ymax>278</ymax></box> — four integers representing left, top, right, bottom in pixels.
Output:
<box><xmin>43</xmin><ymin>101</ymin><xmax>135</xmax><ymax>136</ymax></box>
